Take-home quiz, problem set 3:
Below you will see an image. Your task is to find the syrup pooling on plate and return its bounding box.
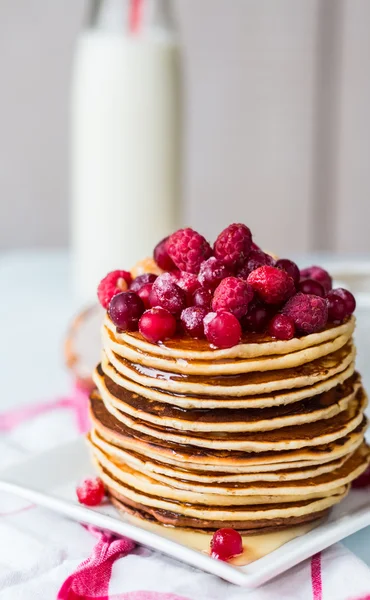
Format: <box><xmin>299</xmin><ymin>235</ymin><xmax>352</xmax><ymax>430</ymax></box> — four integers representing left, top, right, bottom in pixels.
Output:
<box><xmin>89</xmin><ymin>222</ymin><xmax>367</xmax><ymax>563</ymax></box>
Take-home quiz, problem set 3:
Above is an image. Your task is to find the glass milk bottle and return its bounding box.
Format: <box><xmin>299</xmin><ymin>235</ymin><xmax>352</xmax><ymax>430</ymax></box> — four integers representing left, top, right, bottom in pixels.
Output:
<box><xmin>70</xmin><ymin>0</ymin><xmax>181</xmax><ymax>304</ymax></box>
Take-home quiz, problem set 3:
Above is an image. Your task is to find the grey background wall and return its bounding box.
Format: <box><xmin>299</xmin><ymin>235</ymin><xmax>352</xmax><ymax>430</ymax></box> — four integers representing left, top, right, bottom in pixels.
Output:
<box><xmin>0</xmin><ymin>0</ymin><xmax>369</xmax><ymax>255</ymax></box>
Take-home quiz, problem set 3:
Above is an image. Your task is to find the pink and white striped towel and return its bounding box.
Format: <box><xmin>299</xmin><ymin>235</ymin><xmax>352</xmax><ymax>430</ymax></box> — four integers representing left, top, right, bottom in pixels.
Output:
<box><xmin>1</xmin><ymin>389</ymin><xmax>370</xmax><ymax>600</ymax></box>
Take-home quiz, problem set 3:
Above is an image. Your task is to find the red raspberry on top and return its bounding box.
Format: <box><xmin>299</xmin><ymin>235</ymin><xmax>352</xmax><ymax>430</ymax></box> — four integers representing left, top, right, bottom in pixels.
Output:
<box><xmin>166</xmin><ymin>228</ymin><xmax>212</xmax><ymax>274</ymax></box>
<box><xmin>300</xmin><ymin>265</ymin><xmax>332</xmax><ymax>294</ymax></box>
<box><xmin>97</xmin><ymin>270</ymin><xmax>132</xmax><ymax>309</ymax></box>
<box><xmin>282</xmin><ymin>292</ymin><xmax>328</xmax><ymax>334</ymax></box>
<box><xmin>214</xmin><ymin>223</ymin><xmax>252</xmax><ymax>269</ymax></box>
<box><xmin>247</xmin><ymin>266</ymin><xmax>295</xmax><ymax>305</ymax></box>
<box><xmin>212</xmin><ymin>276</ymin><xmax>254</xmax><ymax>319</ymax></box>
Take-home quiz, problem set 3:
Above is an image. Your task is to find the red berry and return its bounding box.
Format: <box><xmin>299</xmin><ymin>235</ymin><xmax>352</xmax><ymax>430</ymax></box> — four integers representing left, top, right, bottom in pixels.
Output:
<box><xmin>269</xmin><ymin>314</ymin><xmax>295</xmax><ymax>340</ymax></box>
<box><xmin>242</xmin><ymin>303</ymin><xmax>270</xmax><ymax>333</ymax></box>
<box><xmin>153</xmin><ymin>236</ymin><xmax>176</xmax><ymax>271</ymax></box>
<box><xmin>326</xmin><ymin>293</ymin><xmax>347</xmax><ymax>323</ymax></box>
<box><xmin>137</xmin><ymin>283</ymin><xmax>153</xmax><ymax>309</ymax></box>
<box><xmin>130</xmin><ymin>273</ymin><xmax>157</xmax><ymax>292</ymax></box>
<box><xmin>151</xmin><ymin>274</ymin><xmax>186</xmax><ymax>315</ymax></box>
<box><xmin>139</xmin><ymin>307</ymin><xmax>177</xmax><ymax>343</ymax></box>
<box><xmin>167</xmin><ymin>228</ymin><xmax>212</xmax><ymax>274</ymax></box>
<box><xmin>198</xmin><ymin>257</ymin><xmax>231</xmax><ymax>289</ymax></box>
<box><xmin>237</xmin><ymin>249</ymin><xmax>275</xmax><ymax>279</ymax></box>
<box><xmin>210</xmin><ymin>528</ymin><xmax>243</xmax><ymax>561</ymax></box>
<box><xmin>108</xmin><ymin>292</ymin><xmax>145</xmax><ymax>331</ymax></box>
<box><xmin>214</xmin><ymin>223</ymin><xmax>252</xmax><ymax>269</ymax></box>
<box><xmin>212</xmin><ymin>277</ymin><xmax>254</xmax><ymax>318</ymax></box>
<box><xmin>299</xmin><ymin>278</ymin><xmax>325</xmax><ymax>297</ymax></box>
<box><xmin>300</xmin><ymin>265</ymin><xmax>332</xmax><ymax>294</ymax></box>
<box><xmin>247</xmin><ymin>266</ymin><xmax>295</xmax><ymax>305</ymax></box>
<box><xmin>193</xmin><ymin>286</ymin><xmax>213</xmax><ymax>309</ymax></box>
<box><xmin>282</xmin><ymin>292</ymin><xmax>328</xmax><ymax>334</ymax></box>
<box><xmin>181</xmin><ymin>306</ymin><xmax>207</xmax><ymax>338</ymax></box>
<box><xmin>97</xmin><ymin>270</ymin><xmax>132</xmax><ymax>309</ymax></box>
<box><xmin>352</xmin><ymin>465</ymin><xmax>370</xmax><ymax>489</ymax></box>
<box><xmin>204</xmin><ymin>311</ymin><xmax>242</xmax><ymax>348</ymax></box>
<box><xmin>76</xmin><ymin>477</ymin><xmax>105</xmax><ymax>506</ymax></box>
<box><xmin>275</xmin><ymin>258</ymin><xmax>300</xmax><ymax>286</ymax></box>
<box><xmin>175</xmin><ymin>271</ymin><xmax>200</xmax><ymax>296</ymax></box>
<box><xmin>329</xmin><ymin>288</ymin><xmax>356</xmax><ymax>315</ymax></box>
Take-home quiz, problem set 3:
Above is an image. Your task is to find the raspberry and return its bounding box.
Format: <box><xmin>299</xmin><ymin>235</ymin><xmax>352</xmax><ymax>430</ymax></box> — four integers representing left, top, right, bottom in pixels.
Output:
<box><xmin>275</xmin><ymin>258</ymin><xmax>300</xmax><ymax>286</ymax></box>
<box><xmin>139</xmin><ymin>307</ymin><xmax>177</xmax><ymax>343</ymax></box>
<box><xmin>198</xmin><ymin>257</ymin><xmax>231</xmax><ymax>289</ymax></box>
<box><xmin>299</xmin><ymin>278</ymin><xmax>325</xmax><ymax>297</ymax></box>
<box><xmin>212</xmin><ymin>277</ymin><xmax>254</xmax><ymax>319</ymax></box>
<box><xmin>76</xmin><ymin>477</ymin><xmax>105</xmax><ymax>506</ymax></box>
<box><xmin>247</xmin><ymin>266</ymin><xmax>295</xmax><ymax>305</ymax></box>
<box><xmin>352</xmin><ymin>465</ymin><xmax>370</xmax><ymax>488</ymax></box>
<box><xmin>300</xmin><ymin>265</ymin><xmax>332</xmax><ymax>294</ymax></box>
<box><xmin>326</xmin><ymin>293</ymin><xmax>347</xmax><ymax>323</ymax></box>
<box><xmin>282</xmin><ymin>292</ymin><xmax>328</xmax><ymax>334</ymax></box>
<box><xmin>97</xmin><ymin>270</ymin><xmax>132</xmax><ymax>309</ymax></box>
<box><xmin>153</xmin><ymin>236</ymin><xmax>176</xmax><ymax>271</ymax></box>
<box><xmin>130</xmin><ymin>273</ymin><xmax>158</xmax><ymax>292</ymax></box>
<box><xmin>210</xmin><ymin>528</ymin><xmax>243</xmax><ymax>561</ymax></box>
<box><xmin>181</xmin><ymin>306</ymin><xmax>207</xmax><ymax>338</ymax></box>
<box><xmin>151</xmin><ymin>274</ymin><xmax>186</xmax><ymax>315</ymax></box>
<box><xmin>204</xmin><ymin>311</ymin><xmax>242</xmax><ymax>348</ymax></box>
<box><xmin>108</xmin><ymin>292</ymin><xmax>145</xmax><ymax>331</ymax></box>
<box><xmin>241</xmin><ymin>302</ymin><xmax>271</xmax><ymax>333</ymax></box>
<box><xmin>329</xmin><ymin>288</ymin><xmax>356</xmax><ymax>315</ymax></box>
<box><xmin>167</xmin><ymin>228</ymin><xmax>212</xmax><ymax>274</ymax></box>
<box><xmin>193</xmin><ymin>286</ymin><xmax>213</xmax><ymax>309</ymax></box>
<box><xmin>214</xmin><ymin>223</ymin><xmax>252</xmax><ymax>269</ymax></box>
<box><xmin>237</xmin><ymin>249</ymin><xmax>275</xmax><ymax>279</ymax></box>
<box><xmin>137</xmin><ymin>283</ymin><xmax>153</xmax><ymax>309</ymax></box>
<box><xmin>269</xmin><ymin>314</ymin><xmax>295</xmax><ymax>340</ymax></box>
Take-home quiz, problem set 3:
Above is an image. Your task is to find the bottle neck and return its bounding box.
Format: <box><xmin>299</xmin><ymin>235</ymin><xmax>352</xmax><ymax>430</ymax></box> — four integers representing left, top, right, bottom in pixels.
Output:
<box><xmin>87</xmin><ymin>0</ymin><xmax>176</xmax><ymax>35</ymax></box>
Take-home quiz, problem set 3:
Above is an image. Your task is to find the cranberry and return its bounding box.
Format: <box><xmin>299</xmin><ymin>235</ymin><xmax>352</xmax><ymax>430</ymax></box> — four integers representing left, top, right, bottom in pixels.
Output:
<box><xmin>130</xmin><ymin>273</ymin><xmax>157</xmax><ymax>292</ymax></box>
<box><xmin>153</xmin><ymin>236</ymin><xmax>176</xmax><ymax>271</ymax></box>
<box><xmin>210</xmin><ymin>528</ymin><xmax>243</xmax><ymax>561</ymax></box>
<box><xmin>352</xmin><ymin>465</ymin><xmax>370</xmax><ymax>489</ymax></box>
<box><xmin>242</xmin><ymin>304</ymin><xmax>270</xmax><ymax>333</ymax></box>
<box><xmin>175</xmin><ymin>272</ymin><xmax>200</xmax><ymax>296</ymax></box>
<box><xmin>76</xmin><ymin>477</ymin><xmax>105</xmax><ymax>506</ymax></box>
<box><xmin>139</xmin><ymin>307</ymin><xmax>177</xmax><ymax>343</ymax></box>
<box><xmin>238</xmin><ymin>249</ymin><xmax>275</xmax><ymax>279</ymax></box>
<box><xmin>275</xmin><ymin>258</ymin><xmax>300</xmax><ymax>286</ymax></box>
<box><xmin>198</xmin><ymin>257</ymin><xmax>231</xmax><ymax>289</ymax></box>
<box><xmin>329</xmin><ymin>288</ymin><xmax>356</xmax><ymax>315</ymax></box>
<box><xmin>193</xmin><ymin>286</ymin><xmax>213</xmax><ymax>309</ymax></box>
<box><xmin>269</xmin><ymin>314</ymin><xmax>295</xmax><ymax>340</ymax></box>
<box><xmin>300</xmin><ymin>265</ymin><xmax>332</xmax><ymax>294</ymax></box>
<box><xmin>108</xmin><ymin>292</ymin><xmax>144</xmax><ymax>331</ymax></box>
<box><xmin>181</xmin><ymin>306</ymin><xmax>207</xmax><ymax>338</ymax></box>
<box><xmin>204</xmin><ymin>311</ymin><xmax>242</xmax><ymax>349</ymax></box>
<box><xmin>327</xmin><ymin>293</ymin><xmax>347</xmax><ymax>323</ymax></box>
<box><xmin>299</xmin><ymin>278</ymin><xmax>325</xmax><ymax>297</ymax></box>
<box><xmin>137</xmin><ymin>283</ymin><xmax>153</xmax><ymax>309</ymax></box>
<box><xmin>151</xmin><ymin>274</ymin><xmax>186</xmax><ymax>315</ymax></box>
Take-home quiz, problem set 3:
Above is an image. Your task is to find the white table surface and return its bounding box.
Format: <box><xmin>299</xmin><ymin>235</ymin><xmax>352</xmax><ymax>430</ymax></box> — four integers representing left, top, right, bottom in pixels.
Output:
<box><xmin>1</xmin><ymin>249</ymin><xmax>370</xmax><ymax>566</ymax></box>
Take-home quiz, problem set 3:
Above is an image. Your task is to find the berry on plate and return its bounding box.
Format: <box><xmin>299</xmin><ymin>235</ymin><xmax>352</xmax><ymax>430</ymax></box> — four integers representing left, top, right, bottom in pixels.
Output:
<box><xmin>210</xmin><ymin>528</ymin><xmax>243</xmax><ymax>561</ymax></box>
<box><xmin>76</xmin><ymin>477</ymin><xmax>105</xmax><ymax>506</ymax></box>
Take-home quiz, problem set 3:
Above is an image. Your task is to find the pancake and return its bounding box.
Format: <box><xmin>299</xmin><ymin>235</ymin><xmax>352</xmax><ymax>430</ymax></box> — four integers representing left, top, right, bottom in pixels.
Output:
<box><xmin>94</xmin><ymin>365</ymin><xmax>361</xmax><ymax>433</ymax></box>
<box><xmin>104</xmin><ymin>342</ymin><xmax>355</xmax><ymax>397</ymax></box>
<box><xmin>95</xmin><ymin>381</ymin><xmax>367</xmax><ymax>451</ymax></box>
<box><xmin>105</xmin><ymin>314</ymin><xmax>355</xmax><ymax>360</ymax></box>
<box><xmin>101</xmin><ymin>351</ymin><xmax>356</xmax><ymax>409</ymax></box>
<box><xmin>103</xmin><ymin>322</ymin><xmax>354</xmax><ymax>375</ymax></box>
<box><xmin>91</xmin><ymin>443</ymin><xmax>369</xmax><ymax>502</ymax></box>
<box><xmin>89</xmin><ymin>395</ymin><xmax>367</xmax><ymax>471</ymax></box>
<box><xmin>88</xmin><ymin>430</ymin><xmax>352</xmax><ymax>483</ymax></box>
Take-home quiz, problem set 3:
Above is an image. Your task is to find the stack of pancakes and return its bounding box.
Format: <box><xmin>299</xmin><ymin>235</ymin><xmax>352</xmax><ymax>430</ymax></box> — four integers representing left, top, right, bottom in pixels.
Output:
<box><xmin>88</xmin><ymin>313</ymin><xmax>370</xmax><ymax>535</ymax></box>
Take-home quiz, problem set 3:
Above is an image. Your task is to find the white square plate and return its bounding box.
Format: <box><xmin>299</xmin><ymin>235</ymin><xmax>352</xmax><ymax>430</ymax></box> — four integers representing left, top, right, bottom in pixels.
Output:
<box><xmin>1</xmin><ymin>437</ymin><xmax>370</xmax><ymax>588</ymax></box>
